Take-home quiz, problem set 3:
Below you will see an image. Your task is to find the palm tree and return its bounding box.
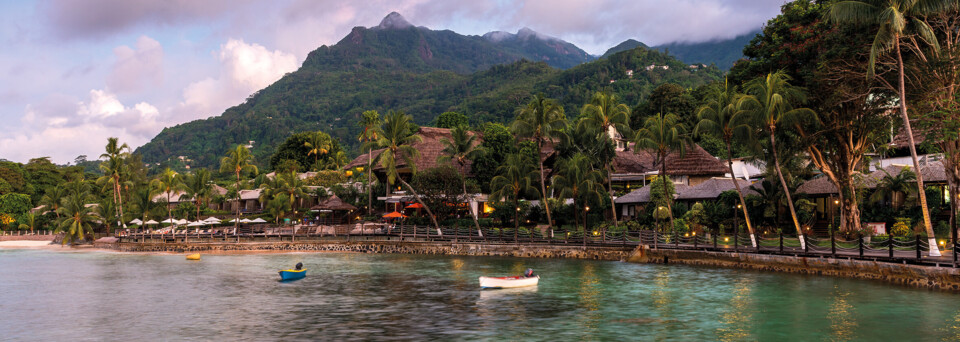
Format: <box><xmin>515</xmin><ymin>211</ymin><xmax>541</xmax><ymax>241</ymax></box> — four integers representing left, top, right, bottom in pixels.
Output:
<box><xmin>635</xmin><ymin>112</ymin><xmax>689</xmax><ymax>231</ymax></box>
<box><xmin>870</xmin><ymin>166</ymin><xmax>918</xmax><ymax>209</ymax></box>
<box><xmin>99</xmin><ymin>137</ymin><xmax>130</xmax><ymax>229</ymax></box>
<box><xmin>130</xmin><ymin>186</ymin><xmax>157</xmax><ymax>225</ymax></box>
<box><xmin>304</xmin><ymin>131</ymin><xmax>333</xmax><ymax>170</ymax></box>
<box><xmin>151</xmin><ymin>168</ymin><xmax>185</xmax><ymax>224</ymax></box>
<box><xmin>552</xmin><ymin>153</ymin><xmax>604</xmax><ymax>246</ymax></box>
<box><xmin>370</xmin><ymin>111</ymin><xmax>441</xmax><ymax>233</ymax></box>
<box><xmin>57</xmin><ymin>180</ymin><xmax>96</xmax><ymax>245</ymax></box>
<box><xmin>262</xmin><ymin>171</ymin><xmax>308</xmax><ymax>217</ymax></box>
<box><xmin>579</xmin><ymin>91</ymin><xmax>631</xmax><ymax>229</ymax></box>
<box><xmin>266</xmin><ymin>194</ymin><xmax>291</xmax><ymax>224</ymax></box>
<box><xmin>18</xmin><ymin>212</ymin><xmax>37</xmax><ymax>234</ymax></box>
<box><xmin>490</xmin><ymin>153</ymin><xmax>539</xmax><ymax>241</ymax></box>
<box><xmin>743</xmin><ymin>71</ymin><xmax>816</xmax><ymax>250</ymax></box>
<box><xmin>696</xmin><ymin>79</ymin><xmax>758</xmax><ymax>247</ymax></box>
<box><xmin>220</xmin><ymin>145</ymin><xmax>259</xmax><ymax>232</ymax></box>
<box><xmin>438</xmin><ymin>125</ymin><xmax>485</xmax><ymax>237</ymax></box>
<box><xmin>94</xmin><ymin>199</ymin><xmax>118</xmax><ymax>233</ymax></box>
<box><xmin>182</xmin><ymin>169</ymin><xmax>213</xmax><ymax>221</ymax></box>
<box><xmin>40</xmin><ymin>185</ymin><xmax>65</xmax><ymax>220</ymax></box>
<box><xmin>512</xmin><ymin>94</ymin><xmax>566</xmax><ymax>236</ymax></box>
<box><xmin>358</xmin><ymin>110</ymin><xmax>381</xmax><ymax>213</ymax></box>
<box><xmin>830</xmin><ymin>0</ymin><xmax>950</xmax><ymax>256</ymax></box>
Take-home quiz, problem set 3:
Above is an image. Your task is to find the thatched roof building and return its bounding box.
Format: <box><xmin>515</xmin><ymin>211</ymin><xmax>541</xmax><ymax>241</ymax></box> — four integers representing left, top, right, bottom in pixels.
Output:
<box><xmin>797</xmin><ymin>162</ymin><xmax>948</xmax><ymax>196</ymax></box>
<box><xmin>344</xmin><ymin>127</ymin><xmax>481</xmax><ymax>176</ymax></box>
<box><xmin>615</xmin><ymin>177</ymin><xmax>757</xmax><ymax>204</ymax></box>
<box><xmin>311</xmin><ymin>194</ymin><xmax>358</xmax><ymax>211</ymax></box>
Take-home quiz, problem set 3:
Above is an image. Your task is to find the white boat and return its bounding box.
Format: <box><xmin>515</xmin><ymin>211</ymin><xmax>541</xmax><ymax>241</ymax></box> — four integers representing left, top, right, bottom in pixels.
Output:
<box><xmin>478</xmin><ymin>275</ymin><xmax>539</xmax><ymax>289</ymax></box>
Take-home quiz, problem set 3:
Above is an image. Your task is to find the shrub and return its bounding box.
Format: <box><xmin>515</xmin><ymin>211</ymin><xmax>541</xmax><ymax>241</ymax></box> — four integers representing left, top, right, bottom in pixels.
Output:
<box><xmin>890</xmin><ymin>218</ymin><xmax>911</xmax><ymax>237</ymax></box>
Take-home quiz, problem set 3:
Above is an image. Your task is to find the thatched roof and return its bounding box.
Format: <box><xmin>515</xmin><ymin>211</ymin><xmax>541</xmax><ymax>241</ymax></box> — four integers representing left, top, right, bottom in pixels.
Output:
<box><xmin>891</xmin><ymin>123</ymin><xmax>928</xmax><ymax>148</ymax></box>
<box><xmin>344</xmin><ymin>127</ymin><xmax>480</xmax><ymax>175</ymax></box>
<box><xmin>310</xmin><ymin>194</ymin><xmax>358</xmax><ymax>211</ymax></box>
<box><xmin>615</xmin><ymin>183</ymin><xmax>691</xmax><ymax>204</ymax></box>
<box><xmin>616</xmin><ymin>177</ymin><xmax>757</xmax><ymax>204</ymax></box>
<box><xmin>797</xmin><ymin>162</ymin><xmax>948</xmax><ymax>195</ymax></box>
<box><xmin>613</xmin><ymin>143</ymin><xmax>727</xmax><ymax>176</ymax></box>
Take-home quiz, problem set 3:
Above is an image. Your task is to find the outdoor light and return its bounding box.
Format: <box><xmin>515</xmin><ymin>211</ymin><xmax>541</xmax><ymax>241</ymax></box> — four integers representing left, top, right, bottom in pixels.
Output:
<box><xmin>940</xmin><ymin>240</ymin><xmax>946</xmax><ymax>246</ymax></box>
<box><xmin>834</xmin><ymin>199</ymin><xmax>839</xmax><ymax>205</ymax></box>
<box><xmin>724</xmin><ymin>237</ymin><xmax>729</xmax><ymax>242</ymax></box>
<box><xmin>692</xmin><ymin>232</ymin><xmax>696</xmax><ymax>236</ymax></box>
<box><xmin>585</xmin><ymin>206</ymin><xmax>590</xmax><ymax>211</ymax></box>
<box><xmin>736</xmin><ymin>204</ymin><xmax>742</xmax><ymax>209</ymax></box>
<box><xmin>516</xmin><ymin>207</ymin><xmax>521</xmax><ymax>212</ymax></box>
<box><xmin>684</xmin><ymin>233</ymin><xmax>689</xmax><ymax>237</ymax></box>
<box><xmin>593</xmin><ymin>231</ymin><xmax>599</xmax><ymax>236</ymax></box>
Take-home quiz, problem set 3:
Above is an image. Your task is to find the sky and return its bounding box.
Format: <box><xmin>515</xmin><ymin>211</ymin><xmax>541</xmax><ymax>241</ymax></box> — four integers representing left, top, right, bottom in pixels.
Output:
<box><xmin>0</xmin><ymin>0</ymin><xmax>783</xmax><ymax>164</ymax></box>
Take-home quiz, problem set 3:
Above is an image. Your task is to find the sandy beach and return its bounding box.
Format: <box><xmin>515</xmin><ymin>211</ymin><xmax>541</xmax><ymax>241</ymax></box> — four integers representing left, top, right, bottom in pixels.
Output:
<box><xmin>0</xmin><ymin>240</ymin><xmax>56</xmax><ymax>248</ymax></box>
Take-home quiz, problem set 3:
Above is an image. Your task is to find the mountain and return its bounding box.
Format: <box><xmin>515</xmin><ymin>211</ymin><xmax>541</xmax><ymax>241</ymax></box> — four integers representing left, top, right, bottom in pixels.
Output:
<box><xmin>482</xmin><ymin>27</ymin><xmax>594</xmax><ymax>69</ymax></box>
<box><xmin>652</xmin><ymin>30</ymin><xmax>759</xmax><ymax>70</ymax></box>
<box><xmin>136</xmin><ymin>13</ymin><xmax>722</xmax><ymax>170</ymax></box>
<box><xmin>601</xmin><ymin>39</ymin><xmax>648</xmax><ymax>58</ymax></box>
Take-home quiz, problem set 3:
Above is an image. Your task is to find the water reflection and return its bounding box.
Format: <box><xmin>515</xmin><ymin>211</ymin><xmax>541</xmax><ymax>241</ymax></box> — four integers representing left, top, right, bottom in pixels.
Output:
<box><xmin>940</xmin><ymin>310</ymin><xmax>960</xmax><ymax>341</ymax></box>
<box><xmin>828</xmin><ymin>286</ymin><xmax>857</xmax><ymax>342</ymax></box>
<box><xmin>716</xmin><ymin>278</ymin><xmax>754</xmax><ymax>341</ymax></box>
<box><xmin>578</xmin><ymin>263</ymin><xmax>601</xmax><ymax>340</ymax></box>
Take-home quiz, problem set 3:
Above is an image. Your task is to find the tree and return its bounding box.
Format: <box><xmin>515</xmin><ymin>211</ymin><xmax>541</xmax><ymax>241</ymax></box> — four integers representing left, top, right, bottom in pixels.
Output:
<box><xmin>511</xmin><ymin>94</ymin><xmax>566</xmax><ymax>235</ymax></box>
<box><xmin>830</xmin><ymin>0</ymin><xmax>950</xmax><ymax>256</ymax></box>
<box><xmin>635</xmin><ymin>112</ymin><xmax>690</xmax><ymax>231</ymax></box>
<box><xmin>269</xmin><ymin>132</ymin><xmax>343</xmax><ymax>172</ymax></box>
<box><xmin>40</xmin><ymin>185</ymin><xmax>65</xmax><ymax>220</ymax></box>
<box><xmin>870</xmin><ymin>167</ymin><xmax>918</xmax><ymax>209</ymax></box>
<box><xmin>695</xmin><ymin>79</ymin><xmax>758</xmax><ymax>246</ymax></box>
<box><xmin>632</xmin><ymin>83</ymin><xmax>697</xmax><ymax>129</ymax></box>
<box><xmin>471</xmin><ymin>123</ymin><xmax>516</xmax><ymax>193</ymax></box>
<box><xmin>580</xmin><ymin>91</ymin><xmax>631</xmax><ymax>230</ymax></box>
<box><xmin>434</xmin><ymin>111</ymin><xmax>469</xmax><ymax>129</ymax></box>
<box><xmin>743</xmin><ymin>71</ymin><xmax>816</xmax><ymax>249</ymax></box>
<box><xmin>220</xmin><ymin>145</ymin><xmax>259</xmax><ymax>232</ymax></box>
<box><xmin>262</xmin><ymin>171</ymin><xmax>308</xmax><ymax>217</ymax></box>
<box><xmin>98</xmin><ymin>137</ymin><xmax>130</xmax><ymax>230</ymax></box>
<box><xmin>130</xmin><ymin>186</ymin><xmax>157</xmax><ymax>224</ymax></box>
<box><xmin>266</xmin><ymin>194</ymin><xmax>291</xmax><ymax>224</ymax></box>
<box><xmin>303</xmin><ymin>131</ymin><xmax>333</xmax><ymax>170</ymax></box>
<box><xmin>182</xmin><ymin>169</ymin><xmax>213</xmax><ymax>221</ymax></box>
<box><xmin>437</xmin><ymin>125</ymin><xmax>485</xmax><ymax>236</ymax></box>
<box><xmin>151</xmin><ymin>168</ymin><xmax>185</xmax><ymax>223</ymax></box>
<box><xmin>357</xmin><ymin>110</ymin><xmax>381</xmax><ymax>214</ymax></box>
<box><xmin>552</xmin><ymin>153</ymin><xmax>604</xmax><ymax>245</ymax></box>
<box><xmin>56</xmin><ymin>180</ymin><xmax>96</xmax><ymax>245</ymax></box>
<box><xmin>649</xmin><ymin>175</ymin><xmax>676</xmax><ymax>231</ymax></box>
<box><xmin>370</xmin><ymin>111</ymin><xmax>442</xmax><ymax>233</ymax></box>
<box><xmin>0</xmin><ymin>193</ymin><xmax>31</xmax><ymax>230</ymax></box>
<box><xmin>490</xmin><ymin>153</ymin><xmax>539</xmax><ymax>240</ymax></box>
<box><xmin>18</xmin><ymin>212</ymin><xmax>37</xmax><ymax>234</ymax></box>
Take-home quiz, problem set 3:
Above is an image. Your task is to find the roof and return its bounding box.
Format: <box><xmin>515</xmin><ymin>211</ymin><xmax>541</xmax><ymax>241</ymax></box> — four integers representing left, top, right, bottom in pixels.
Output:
<box><xmin>344</xmin><ymin>127</ymin><xmax>480</xmax><ymax>175</ymax></box>
<box><xmin>616</xmin><ymin>177</ymin><xmax>756</xmax><ymax>204</ymax></box>
<box><xmin>797</xmin><ymin>162</ymin><xmax>948</xmax><ymax>195</ymax></box>
<box><xmin>891</xmin><ymin>123</ymin><xmax>928</xmax><ymax>148</ymax></box>
<box><xmin>152</xmin><ymin>191</ymin><xmax>189</xmax><ymax>203</ymax></box>
<box><xmin>239</xmin><ymin>189</ymin><xmax>261</xmax><ymax>200</ymax></box>
<box><xmin>264</xmin><ymin>171</ymin><xmax>318</xmax><ymax>180</ymax></box>
<box><xmin>310</xmin><ymin>194</ymin><xmax>358</xmax><ymax>211</ymax></box>
<box><xmin>613</xmin><ymin>143</ymin><xmax>727</xmax><ymax>176</ymax></box>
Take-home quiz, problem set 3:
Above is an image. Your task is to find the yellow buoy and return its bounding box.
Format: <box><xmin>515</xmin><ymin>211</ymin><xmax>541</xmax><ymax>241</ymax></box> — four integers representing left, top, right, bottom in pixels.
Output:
<box><xmin>186</xmin><ymin>253</ymin><xmax>201</xmax><ymax>260</ymax></box>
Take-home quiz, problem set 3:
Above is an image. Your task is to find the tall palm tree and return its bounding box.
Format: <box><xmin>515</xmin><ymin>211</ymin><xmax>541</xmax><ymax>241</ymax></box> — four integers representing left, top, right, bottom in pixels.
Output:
<box><xmin>130</xmin><ymin>186</ymin><xmax>157</xmax><ymax>224</ymax></box>
<box><xmin>358</xmin><ymin>110</ymin><xmax>381</xmax><ymax>213</ymax></box>
<box><xmin>743</xmin><ymin>71</ymin><xmax>816</xmax><ymax>249</ymax></box>
<box><xmin>57</xmin><ymin>180</ymin><xmax>96</xmax><ymax>245</ymax></box>
<box><xmin>40</xmin><ymin>185</ymin><xmax>65</xmax><ymax>220</ymax></box>
<box><xmin>552</xmin><ymin>153</ymin><xmax>604</xmax><ymax>246</ymax></box>
<box><xmin>151</xmin><ymin>168</ymin><xmax>185</xmax><ymax>224</ymax></box>
<box><xmin>438</xmin><ymin>125</ymin><xmax>485</xmax><ymax>237</ymax></box>
<box><xmin>18</xmin><ymin>212</ymin><xmax>37</xmax><ymax>234</ymax></box>
<box><xmin>94</xmin><ymin>199</ymin><xmax>118</xmax><ymax>233</ymax></box>
<box><xmin>695</xmin><ymin>79</ymin><xmax>758</xmax><ymax>247</ymax></box>
<box><xmin>220</xmin><ymin>145</ymin><xmax>259</xmax><ymax>231</ymax></box>
<box><xmin>266</xmin><ymin>194</ymin><xmax>291</xmax><ymax>224</ymax></box>
<box><xmin>304</xmin><ymin>131</ymin><xmax>332</xmax><ymax>170</ymax></box>
<box><xmin>635</xmin><ymin>112</ymin><xmax>689</xmax><ymax>231</ymax></box>
<box><xmin>262</xmin><ymin>171</ymin><xmax>308</xmax><ymax>217</ymax></box>
<box><xmin>579</xmin><ymin>91</ymin><xmax>631</xmax><ymax>229</ymax></box>
<box><xmin>512</xmin><ymin>94</ymin><xmax>566</xmax><ymax>236</ymax></box>
<box><xmin>830</xmin><ymin>0</ymin><xmax>950</xmax><ymax>256</ymax></box>
<box><xmin>182</xmin><ymin>169</ymin><xmax>213</xmax><ymax>221</ymax></box>
<box><xmin>371</xmin><ymin>111</ymin><xmax>441</xmax><ymax>233</ymax></box>
<box><xmin>490</xmin><ymin>153</ymin><xmax>539</xmax><ymax>241</ymax></box>
<box><xmin>99</xmin><ymin>137</ymin><xmax>129</xmax><ymax>229</ymax></box>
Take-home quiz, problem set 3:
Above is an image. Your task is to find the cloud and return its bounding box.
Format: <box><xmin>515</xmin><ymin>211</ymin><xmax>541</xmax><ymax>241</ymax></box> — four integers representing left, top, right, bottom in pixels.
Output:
<box><xmin>174</xmin><ymin>38</ymin><xmax>298</xmax><ymax>121</ymax></box>
<box><xmin>107</xmin><ymin>36</ymin><xmax>164</xmax><ymax>92</ymax></box>
<box><xmin>39</xmin><ymin>0</ymin><xmax>250</xmax><ymax>39</ymax></box>
<box><xmin>1</xmin><ymin>90</ymin><xmax>162</xmax><ymax>163</ymax></box>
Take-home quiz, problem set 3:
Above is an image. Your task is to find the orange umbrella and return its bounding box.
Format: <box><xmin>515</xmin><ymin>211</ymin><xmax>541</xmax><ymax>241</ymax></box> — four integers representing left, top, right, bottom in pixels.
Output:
<box><xmin>382</xmin><ymin>211</ymin><xmax>408</xmax><ymax>218</ymax></box>
<box><xmin>405</xmin><ymin>203</ymin><xmax>424</xmax><ymax>209</ymax></box>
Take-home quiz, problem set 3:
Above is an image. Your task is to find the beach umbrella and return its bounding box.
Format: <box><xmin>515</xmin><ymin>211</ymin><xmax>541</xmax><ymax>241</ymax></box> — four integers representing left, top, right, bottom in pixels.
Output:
<box><xmin>405</xmin><ymin>203</ymin><xmax>423</xmax><ymax>209</ymax></box>
<box><xmin>187</xmin><ymin>221</ymin><xmax>205</xmax><ymax>227</ymax></box>
<box><xmin>177</xmin><ymin>219</ymin><xmax>188</xmax><ymax>225</ymax></box>
<box><xmin>240</xmin><ymin>218</ymin><xmax>252</xmax><ymax>223</ymax></box>
<box><xmin>129</xmin><ymin>218</ymin><xmax>143</xmax><ymax>225</ymax></box>
<box><xmin>161</xmin><ymin>218</ymin><xmax>177</xmax><ymax>224</ymax></box>
<box><xmin>382</xmin><ymin>211</ymin><xmax>407</xmax><ymax>218</ymax></box>
<box><xmin>204</xmin><ymin>217</ymin><xmax>221</xmax><ymax>223</ymax></box>
<box><xmin>250</xmin><ymin>218</ymin><xmax>267</xmax><ymax>223</ymax></box>
<box><xmin>144</xmin><ymin>220</ymin><xmax>159</xmax><ymax>225</ymax></box>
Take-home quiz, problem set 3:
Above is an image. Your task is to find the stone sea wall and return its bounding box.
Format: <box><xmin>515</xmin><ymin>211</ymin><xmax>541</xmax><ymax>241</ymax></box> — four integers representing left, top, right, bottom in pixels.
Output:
<box><xmin>103</xmin><ymin>240</ymin><xmax>960</xmax><ymax>291</ymax></box>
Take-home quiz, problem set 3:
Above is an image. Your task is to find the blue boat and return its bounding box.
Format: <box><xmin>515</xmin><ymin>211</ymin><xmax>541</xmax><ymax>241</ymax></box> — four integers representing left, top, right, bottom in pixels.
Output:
<box><xmin>278</xmin><ymin>268</ymin><xmax>307</xmax><ymax>281</ymax></box>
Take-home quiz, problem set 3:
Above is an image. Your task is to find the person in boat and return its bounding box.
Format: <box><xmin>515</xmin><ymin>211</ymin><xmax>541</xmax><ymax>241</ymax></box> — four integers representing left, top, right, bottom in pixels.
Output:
<box><xmin>524</xmin><ymin>269</ymin><xmax>535</xmax><ymax>278</ymax></box>
<box><xmin>295</xmin><ymin>262</ymin><xmax>303</xmax><ymax>270</ymax></box>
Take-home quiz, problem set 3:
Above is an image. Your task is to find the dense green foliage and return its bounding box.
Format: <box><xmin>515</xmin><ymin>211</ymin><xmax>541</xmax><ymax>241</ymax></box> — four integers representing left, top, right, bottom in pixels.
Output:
<box><xmin>653</xmin><ymin>30</ymin><xmax>759</xmax><ymax>70</ymax></box>
<box><xmin>269</xmin><ymin>131</ymin><xmax>344</xmax><ymax>172</ymax></box>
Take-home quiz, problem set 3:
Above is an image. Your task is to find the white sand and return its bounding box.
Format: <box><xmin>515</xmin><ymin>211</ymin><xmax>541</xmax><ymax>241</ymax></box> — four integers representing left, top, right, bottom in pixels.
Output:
<box><xmin>0</xmin><ymin>240</ymin><xmax>55</xmax><ymax>248</ymax></box>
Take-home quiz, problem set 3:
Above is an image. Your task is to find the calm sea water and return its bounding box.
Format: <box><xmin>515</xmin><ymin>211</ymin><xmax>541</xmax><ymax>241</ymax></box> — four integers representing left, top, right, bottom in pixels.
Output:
<box><xmin>1</xmin><ymin>249</ymin><xmax>959</xmax><ymax>341</ymax></box>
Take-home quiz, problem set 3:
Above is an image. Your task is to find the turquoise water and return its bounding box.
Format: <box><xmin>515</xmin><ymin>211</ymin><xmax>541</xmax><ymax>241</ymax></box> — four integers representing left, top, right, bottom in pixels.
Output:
<box><xmin>1</xmin><ymin>249</ymin><xmax>959</xmax><ymax>341</ymax></box>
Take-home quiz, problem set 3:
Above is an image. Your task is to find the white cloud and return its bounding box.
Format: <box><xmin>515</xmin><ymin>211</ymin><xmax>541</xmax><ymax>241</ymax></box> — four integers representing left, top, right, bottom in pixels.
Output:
<box><xmin>175</xmin><ymin>38</ymin><xmax>298</xmax><ymax>121</ymax></box>
<box><xmin>107</xmin><ymin>35</ymin><xmax>164</xmax><ymax>92</ymax></box>
<box><xmin>0</xmin><ymin>89</ymin><xmax>162</xmax><ymax>163</ymax></box>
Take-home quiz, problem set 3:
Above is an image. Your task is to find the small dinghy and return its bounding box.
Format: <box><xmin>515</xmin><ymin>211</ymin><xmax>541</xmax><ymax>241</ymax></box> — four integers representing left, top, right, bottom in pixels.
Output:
<box><xmin>186</xmin><ymin>253</ymin><xmax>201</xmax><ymax>260</ymax></box>
<box><xmin>279</xmin><ymin>262</ymin><xmax>306</xmax><ymax>281</ymax></box>
<box><xmin>479</xmin><ymin>269</ymin><xmax>539</xmax><ymax>289</ymax></box>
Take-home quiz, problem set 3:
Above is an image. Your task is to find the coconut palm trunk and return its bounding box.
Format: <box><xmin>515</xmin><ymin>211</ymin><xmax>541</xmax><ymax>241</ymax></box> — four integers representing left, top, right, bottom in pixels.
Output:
<box><xmin>367</xmin><ymin>148</ymin><xmax>373</xmax><ymax>213</ymax></box>
<box><xmin>235</xmin><ymin>172</ymin><xmax>241</xmax><ymax>234</ymax></box>
<box><xmin>895</xmin><ymin>40</ymin><xmax>940</xmax><ymax>256</ymax></box>
<box><xmin>768</xmin><ymin>130</ymin><xmax>804</xmax><ymax>249</ymax></box>
<box><xmin>459</xmin><ymin>166</ymin><xmax>482</xmax><ymax>237</ymax></box>
<box><xmin>726</xmin><ymin>144</ymin><xmax>756</xmax><ymax>247</ymax></box>
<box><xmin>536</xmin><ymin>139</ymin><xmax>554</xmax><ymax>237</ymax></box>
<box><xmin>659</xmin><ymin>163</ymin><xmax>674</xmax><ymax>231</ymax></box>
<box><xmin>398</xmin><ymin>178</ymin><xmax>441</xmax><ymax>235</ymax></box>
